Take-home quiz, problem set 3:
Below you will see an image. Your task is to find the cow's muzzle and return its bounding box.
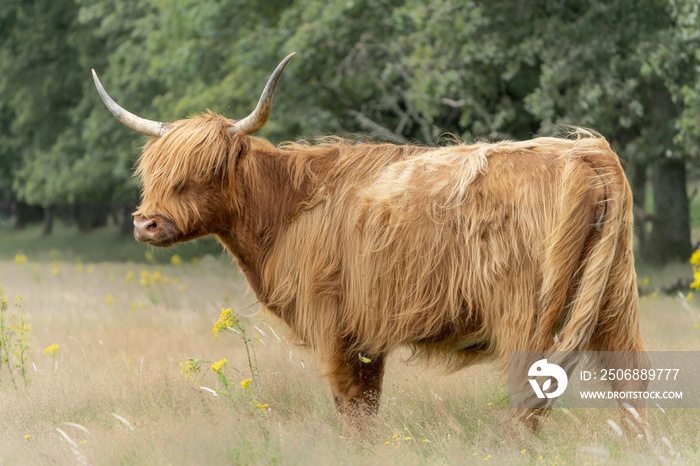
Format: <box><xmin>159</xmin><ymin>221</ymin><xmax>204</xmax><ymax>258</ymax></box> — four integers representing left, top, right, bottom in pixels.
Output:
<box><xmin>133</xmin><ymin>215</ymin><xmax>179</xmax><ymax>246</ymax></box>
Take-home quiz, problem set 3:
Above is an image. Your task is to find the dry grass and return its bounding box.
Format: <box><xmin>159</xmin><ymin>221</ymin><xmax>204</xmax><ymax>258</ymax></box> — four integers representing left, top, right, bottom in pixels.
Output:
<box><xmin>0</xmin><ymin>257</ymin><xmax>699</xmax><ymax>465</ymax></box>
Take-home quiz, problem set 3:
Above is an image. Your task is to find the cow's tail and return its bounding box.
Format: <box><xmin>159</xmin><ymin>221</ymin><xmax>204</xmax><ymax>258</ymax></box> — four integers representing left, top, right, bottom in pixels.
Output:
<box><xmin>535</xmin><ymin>132</ymin><xmax>637</xmax><ymax>371</ymax></box>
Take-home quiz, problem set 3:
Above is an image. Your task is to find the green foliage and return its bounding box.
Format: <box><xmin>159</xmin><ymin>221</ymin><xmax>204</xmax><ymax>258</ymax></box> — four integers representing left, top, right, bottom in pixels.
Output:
<box><xmin>0</xmin><ymin>285</ymin><xmax>31</xmax><ymax>388</ymax></box>
<box><xmin>519</xmin><ymin>0</ymin><xmax>676</xmax><ymax>164</ymax></box>
<box><xmin>213</xmin><ymin>308</ymin><xmax>259</xmax><ymax>381</ymax></box>
<box><xmin>0</xmin><ymin>0</ymin><xmax>83</xmax><ymax>205</ymax></box>
<box><xmin>0</xmin><ymin>0</ymin><xmax>698</xmax><ymax>262</ymax></box>
<box><xmin>660</xmin><ymin>0</ymin><xmax>700</xmax><ymax>159</ymax></box>
<box><xmin>267</xmin><ymin>0</ymin><xmax>539</xmax><ymax>142</ymax></box>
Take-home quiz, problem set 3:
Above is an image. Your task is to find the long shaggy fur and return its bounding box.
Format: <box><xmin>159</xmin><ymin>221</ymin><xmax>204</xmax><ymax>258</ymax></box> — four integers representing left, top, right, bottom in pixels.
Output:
<box><xmin>135</xmin><ymin>113</ymin><xmax>646</xmax><ymax>429</ymax></box>
<box><xmin>261</xmin><ymin>133</ymin><xmax>641</xmax><ymax>365</ymax></box>
<box><xmin>134</xmin><ymin>112</ymin><xmax>243</xmax><ymax>229</ymax></box>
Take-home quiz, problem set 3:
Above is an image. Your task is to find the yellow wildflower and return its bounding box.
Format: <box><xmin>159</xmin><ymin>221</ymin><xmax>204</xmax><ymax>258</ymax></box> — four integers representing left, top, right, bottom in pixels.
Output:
<box><xmin>384</xmin><ymin>441</ymin><xmax>390</xmax><ymax>445</ymax></box>
<box><xmin>240</xmin><ymin>378</ymin><xmax>251</xmax><ymax>389</ymax></box>
<box><xmin>213</xmin><ymin>308</ymin><xmax>238</xmax><ymax>336</ymax></box>
<box><xmin>24</xmin><ymin>434</ymin><xmax>30</xmax><ymax>440</ymax></box>
<box><xmin>256</xmin><ymin>403</ymin><xmax>269</xmax><ymax>413</ymax></box>
<box><xmin>691</xmin><ymin>250</ymin><xmax>700</xmax><ymax>266</ymax></box>
<box><xmin>52</xmin><ymin>266</ymin><xmax>59</xmax><ymax>275</ymax></box>
<box><xmin>181</xmin><ymin>358</ymin><xmax>204</xmax><ymax>378</ymax></box>
<box><xmin>14</xmin><ymin>254</ymin><xmax>27</xmax><ymax>264</ymax></box>
<box><xmin>44</xmin><ymin>343</ymin><xmax>59</xmax><ymax>357</ymax></box>
<box><xmin>105</xmin><ymin>294</ymin><xmax>114</xmax><ymax>305</ymax></box>
<box><xmin>650</xmin><ymin>291</ymin><xmax>658</xmax><ymax>299</ymax></box>
<box><xmin>125</xmin><ymin>271</ymin><xmax>134</xmax><ymax>283</ymax></box>
<box><xmin>642</xmin><ymin>277</ymin><xmax>650</xmax><ymax>286</ymax></box>
<box><xmin>692</xmin><ymin>268</ymin><xmax>700</xmax><ymax>289</ymax></box>
<box><xmin>145</xmin><ymin>250</ymin><xmax>154</xmax><ymax>263</ymax></box>
<box><xmin>211</xmin><ymin>359</ymin><xmax>227</xmax><ymax>372</ymax></box>
<box><xmin>170</xmin><ymin>254</ymin><xmax>182</xmax><ymax>265</ymax></box>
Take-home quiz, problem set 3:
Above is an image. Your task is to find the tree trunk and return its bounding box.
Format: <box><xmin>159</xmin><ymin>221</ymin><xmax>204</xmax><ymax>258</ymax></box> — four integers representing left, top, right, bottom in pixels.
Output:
<box><xmin>76</xmin><ymin>203</ymin><xmax>109</xmax><ymax>232</ymax></box>
<box><xmin>643</xmin><ymin>158</ymin><xmax>692</xmax><ymax>264</ymax></box>
<box><xmin>12</xmin><ymin>201</ymin><xmax>43</xmax><ymax>229</ymax></box>
<box><xmin>119</xmin><ymin>203</ymin><xmax>135</xmax><ymax>235</ymax></box>
<box><xmin>41</xmin><ymin>205</ymin><xmax>54</xmax><ymax>236</ymax></box>
<box><xmin>630</xmin><ymin>160</ymin><xmax>648</xmax><ymax>254</ymax></box>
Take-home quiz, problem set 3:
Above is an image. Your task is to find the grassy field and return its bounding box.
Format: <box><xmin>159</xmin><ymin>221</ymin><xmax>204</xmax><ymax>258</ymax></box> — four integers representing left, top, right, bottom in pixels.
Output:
<box><xmin>0</xmin><ymin>254</ymin><xmax>699</xmax><ymax>465</ymax></box>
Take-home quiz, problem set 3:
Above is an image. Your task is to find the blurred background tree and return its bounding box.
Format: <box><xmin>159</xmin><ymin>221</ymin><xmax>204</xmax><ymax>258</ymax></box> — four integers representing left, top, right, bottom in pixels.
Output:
<box><xmin>0</xmin><ymin>0</ymin><xmax>698</xmax><ymax>265</ymax></box>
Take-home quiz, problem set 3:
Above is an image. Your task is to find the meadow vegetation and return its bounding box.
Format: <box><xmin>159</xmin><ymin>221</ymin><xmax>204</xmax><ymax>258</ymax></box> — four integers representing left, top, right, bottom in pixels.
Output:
<box><xmin>0</xmin><ymin>248</ymin><xmax>699</xmax><ymax>465</ymax></box>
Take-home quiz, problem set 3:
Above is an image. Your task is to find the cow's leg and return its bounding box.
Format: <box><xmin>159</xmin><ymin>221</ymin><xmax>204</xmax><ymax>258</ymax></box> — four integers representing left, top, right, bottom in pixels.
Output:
<box><xmin>327</xmin><ymin>347</ymin><xmax>386</xmax><ymax>431</ymax></box>
<box><xmin>508</xmin><ymin>357</ymin><xmax>555</xmax><ymax>435</ymax></box>
<box><xmin>589</xmin><ymin>326</ymin><xmax>650</xmax><ymax>438</ymax></box>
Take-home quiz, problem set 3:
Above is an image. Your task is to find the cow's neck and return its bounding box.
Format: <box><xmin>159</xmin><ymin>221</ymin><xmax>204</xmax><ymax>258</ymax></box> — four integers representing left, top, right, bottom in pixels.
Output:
<box><xmin>216</xmin><ymin>147</ymin><xmax>316</xmax><ymax>306</ymax></box>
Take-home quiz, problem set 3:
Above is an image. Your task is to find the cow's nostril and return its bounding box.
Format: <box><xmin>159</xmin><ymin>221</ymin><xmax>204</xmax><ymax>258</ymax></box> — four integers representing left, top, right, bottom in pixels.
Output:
<box><xmin>147</xmin><ymin>221</ymin><xmax>158</xmax><ymax>233</ymax></box>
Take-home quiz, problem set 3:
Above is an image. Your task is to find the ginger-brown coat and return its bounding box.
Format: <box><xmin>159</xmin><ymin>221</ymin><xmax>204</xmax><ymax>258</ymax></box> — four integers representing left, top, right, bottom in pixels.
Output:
<box><xmin>134</xmin><ymin>114</ymin><xmax>646</xmax><ymax>429</ymax></box>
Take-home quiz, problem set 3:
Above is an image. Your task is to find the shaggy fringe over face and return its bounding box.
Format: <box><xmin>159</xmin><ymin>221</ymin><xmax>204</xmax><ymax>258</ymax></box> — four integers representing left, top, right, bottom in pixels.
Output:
<box><xmin>134</xmin><ymin>112</ymin><xmax>247</xmax><ymax>228</ymax></box>
<box><xmin>257</xmin><ymin>131</ymin><xmax>642</xmax><ymax>373</ymax></box>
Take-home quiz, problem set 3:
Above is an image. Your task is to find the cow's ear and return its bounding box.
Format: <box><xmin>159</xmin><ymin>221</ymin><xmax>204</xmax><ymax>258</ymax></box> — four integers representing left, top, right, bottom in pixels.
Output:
<box><xmin>226</xmin><ymin>132</ymin><xmax>248</xmax><ymax>193</ymax></box>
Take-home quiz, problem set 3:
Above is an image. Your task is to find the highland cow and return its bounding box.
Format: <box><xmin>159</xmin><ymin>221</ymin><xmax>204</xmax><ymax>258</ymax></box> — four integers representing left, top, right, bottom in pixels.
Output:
<box><xmin>92</xmin><ymin>53</ymin><xmax>648</xmax><ymax>433</ymax></box>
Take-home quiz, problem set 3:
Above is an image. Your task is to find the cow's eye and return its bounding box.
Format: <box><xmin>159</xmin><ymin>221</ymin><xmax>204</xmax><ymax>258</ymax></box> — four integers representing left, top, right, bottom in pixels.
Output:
<box><xmin>173</xmin><ymin>179</ymin><xmax>186</xmax><ymax>193</ymax></box>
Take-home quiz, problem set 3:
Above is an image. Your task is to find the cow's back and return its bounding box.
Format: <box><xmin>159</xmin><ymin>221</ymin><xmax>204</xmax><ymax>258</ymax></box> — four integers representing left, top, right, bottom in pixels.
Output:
<box><xmin>261</xmin><ymin>136</ymin><xmax>627</xmax><ymax>364</ymax></box>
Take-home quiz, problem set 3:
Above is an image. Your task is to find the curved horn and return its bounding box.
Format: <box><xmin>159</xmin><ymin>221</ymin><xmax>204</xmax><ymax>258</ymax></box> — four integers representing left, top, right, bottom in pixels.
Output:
<box><xmin>228</xmin><ymin>52</ymin><xmax>295</xmax><ymax>135</ymax></box>
<box><xmin>91</xmin><ymin>69</ymin><xmax>170</xmax><ymax>137</ymax></box>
